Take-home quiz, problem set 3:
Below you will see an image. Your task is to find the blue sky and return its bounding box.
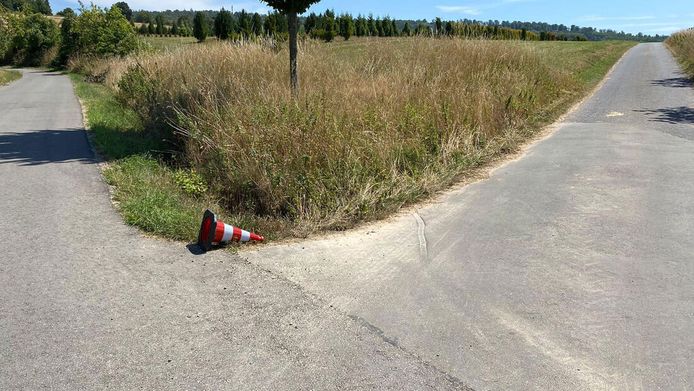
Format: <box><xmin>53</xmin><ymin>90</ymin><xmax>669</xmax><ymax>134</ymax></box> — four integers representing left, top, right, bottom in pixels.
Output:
<box><xmin>51</xmin><ymin>0</ymin><xmax>694</xmax><ymax>35</ymax></box>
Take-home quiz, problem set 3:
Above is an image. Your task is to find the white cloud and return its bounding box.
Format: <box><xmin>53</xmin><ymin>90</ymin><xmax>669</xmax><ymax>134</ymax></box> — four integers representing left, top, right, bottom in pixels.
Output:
<box><xmin>436</xmin><ymin>5</ymin><xmax>481</xmax><ymax>15</ymax></box>
<box><xmin>436</xmin><ymin>0</ymin><xmax>536</xmax><ymax>16</ymax></box>
<box><xmin>580</xmin><ymin>15</ymin><xmax>656</xmax><ymax>22</ymax></box>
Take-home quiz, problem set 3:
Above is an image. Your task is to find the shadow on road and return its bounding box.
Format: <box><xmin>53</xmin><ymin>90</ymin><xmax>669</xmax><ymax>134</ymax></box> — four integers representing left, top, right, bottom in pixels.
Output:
<box><xmin>0</xmin><ymin>128</ymin><xmax>95</xmax><ymax>166</ymax></box>
<box><xmin>635</xmin><ymin>106</ymin><xmax>694</xmax><ymax>125</ymax></box>
<box><xmin>650</xmin><ymin>77</ymin><xmax>693</xmax><ymax>88</ymax></box>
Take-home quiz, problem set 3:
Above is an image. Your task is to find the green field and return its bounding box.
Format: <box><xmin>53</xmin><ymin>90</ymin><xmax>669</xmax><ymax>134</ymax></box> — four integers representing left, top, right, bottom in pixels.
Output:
<box><xmin>71</xmin><ymin>38</ymin><xmax>635</xmax><ymax>242</ymax></box>
<box><xmin>139</xmin><ymin>36</ymin><xmax>200</xmax><ymax>51</ymax></box>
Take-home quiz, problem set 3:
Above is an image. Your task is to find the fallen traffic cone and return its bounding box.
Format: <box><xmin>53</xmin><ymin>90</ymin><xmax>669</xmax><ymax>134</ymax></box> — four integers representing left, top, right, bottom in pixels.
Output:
<box><xmin>197</xmin><ymin>210</ymin><xmax>264</xmax><ymax>252</ymax></box>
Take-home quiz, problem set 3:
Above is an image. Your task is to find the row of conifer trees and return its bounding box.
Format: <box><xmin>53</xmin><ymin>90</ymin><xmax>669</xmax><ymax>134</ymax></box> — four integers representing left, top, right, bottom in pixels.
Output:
<box><xmin>136</xmin><ymin>9</ymin><xmax>587</xmax><ymax>43</ymax></box>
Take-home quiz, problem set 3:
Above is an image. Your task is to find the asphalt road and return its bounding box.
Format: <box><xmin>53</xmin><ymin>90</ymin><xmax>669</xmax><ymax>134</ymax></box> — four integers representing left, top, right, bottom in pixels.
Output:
<box><xmin>0</xmin><ymin>71</ymin><xmax>464</xmax><ymax>389</ymax></box>
<box><xmin>247</xmin><ymin>43</ymin><xmax>694</xmax><ymax>390</ymax></box>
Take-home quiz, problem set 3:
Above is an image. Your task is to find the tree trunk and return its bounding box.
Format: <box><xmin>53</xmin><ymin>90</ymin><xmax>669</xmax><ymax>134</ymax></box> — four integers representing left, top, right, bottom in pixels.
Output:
<box><xmin>288</xmin><ymin>10</ymin><xmax>299</xmax><ymax>97</ymax></box>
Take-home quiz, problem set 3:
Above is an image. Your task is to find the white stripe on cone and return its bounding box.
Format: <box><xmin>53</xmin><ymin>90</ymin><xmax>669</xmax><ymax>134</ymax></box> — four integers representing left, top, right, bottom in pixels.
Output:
<box><xmin>221</xmin><ymin>223</ymin><xmax>254</xmax><ymax>242</ymax></box>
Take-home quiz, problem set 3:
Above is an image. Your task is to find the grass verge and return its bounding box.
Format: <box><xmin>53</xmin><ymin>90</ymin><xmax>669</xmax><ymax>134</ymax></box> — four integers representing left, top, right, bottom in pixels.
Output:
<box><xmin>666</xmin><ymin>29</ymin><xmax>694</xmax><ymax>77</ymax></box>
<box><xmin>69</xmin><ymin>74</ymin><xmax>218</xmax><ymax>241</ymax></box>
<box><xmin>0</xmin><ymin>69</ymin><xmax>21</xmax><ymax>86</ymax></box>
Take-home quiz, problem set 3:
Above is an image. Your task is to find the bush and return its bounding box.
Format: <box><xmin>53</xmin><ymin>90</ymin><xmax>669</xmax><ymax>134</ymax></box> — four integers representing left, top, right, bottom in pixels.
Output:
<box><xmin>68</xmin><ymin>4</ymin><xmax>136</xmax><ymax>58</ymax></box>
<box><xmin>1</xmin><ymin>11</ymin><xmax>59</xmax><ymax>65</ymax></box>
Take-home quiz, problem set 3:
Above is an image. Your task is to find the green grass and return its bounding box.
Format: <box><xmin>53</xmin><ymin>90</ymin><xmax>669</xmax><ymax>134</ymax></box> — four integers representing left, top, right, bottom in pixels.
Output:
<box><xmin>139</xmin><ymin>36</ymin><xmax>202</xmax><ymax>52</ymax></box>
<box><xmin>534</xmin><ymin>41</ymin><xmax>635</xmax><ymax>86</ymax></box>
<box><xmin>0</xmin><ymin>69</ymin><xmax>21</xmax><ymax>86</ymax></box>
<box><xmin>69</xmin><ymin>74</ymin><xmax>216</xmax><ymax>242</ymax></box>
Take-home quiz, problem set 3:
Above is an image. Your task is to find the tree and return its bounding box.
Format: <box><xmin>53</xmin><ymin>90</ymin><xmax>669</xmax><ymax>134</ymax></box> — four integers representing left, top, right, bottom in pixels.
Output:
<box><xmin>68</xmin><ymin>4</ymin><xmax>137</xmax><ymax>57</ymax></box>
<box><xmin>435</xmin><ymin>17</ymin><xmax>442</xmax><ymax>36</ymax></box>
<box><xmin>251</xmin><ymin>13</ymin><xmax>263</xmax><ymax>36</ymax></box>
<box><xmin>147</xmin><ymin>22</ymin><xmax>154</xmax><ymax>35</ymax></box>
<box><xmin>171</xmin><ymin>21</ymin><xmax>179</xmax><ymax>36</ymax></box>
<box><xmin>193</xmin><ymin>11</ymin><xmax>208</xmax><ymax>42</ymax></box>
<box><xmin>304</xmin><ymin>12</ymin><xmax>317</xmax><ymax>34</ymax></box>
<box><xmin>261</xmin><ymin>0</ymin><xmax>321</xmax><ymax>96</ymax></box>
<box><xmin>445</xmin><ymin>21</ymin><xmax>453</xmax><ymax>36</ymax></box>
<box><xmin>155</xmin><ymin>14</ymin><xmax>164</xmax><ymax>35</ymax></box>
<box><xmin>402</xmin><ymin>22</ymin><xmax>411</xmax><ymax>37</ymax></box>
<box><xmin>114</xmin><ymin>2</ymin><xmax>132</xmax><ymax>22</ymax></box>
<box><xmin>6</xmin><ymin>12</ymin><xmax>59</xmax><ymax>65</ymax></box>
<box><xmin>264</xmin><ymin>13</ymin><xmax>276</xmax><ymax>36</ymax></box>
<box><xmin>339</xmin><ymin>14</ymin><xmax>354</xmax><ymax>41</ymax></box>
<box><xmin>214</xmin><ymin>8</ymin><xmax>234</xmax><ymax>40</ymax></box>
<box><xmin>322</xmin><ymin>10</ymin><xmax>336</xmax><ymax>42</ymax></box>
<box><xmin>56</xmin><ymin>7</ymin><xmax>74</xmax><ymax>17</ymax></box>
<box><xmin>238</xmin><ymin>9</ymin><xmax>252</xmax><ymax>38</ymax></box>
<box><xmin>367</xmin><ymin>15</ymin><xmax>377</xmax><ymax>36</ymax></box>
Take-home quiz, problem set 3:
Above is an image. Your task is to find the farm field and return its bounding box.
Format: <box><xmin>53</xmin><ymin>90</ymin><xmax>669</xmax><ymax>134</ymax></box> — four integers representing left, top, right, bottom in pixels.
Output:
<box><xmin>140</xmin><ymin>35</ymin><xmax>199</xmax><ymax>51</ymax></box>
<box><xmin>72</xmin><ymin>38</ymin><xmax>635</xmax><ymax>241</ymax></box>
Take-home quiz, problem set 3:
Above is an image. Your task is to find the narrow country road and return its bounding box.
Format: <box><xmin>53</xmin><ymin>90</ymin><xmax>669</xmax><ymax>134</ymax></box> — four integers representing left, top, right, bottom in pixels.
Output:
<box><xmin>0</xmin><ymin>71</ymin><xmax>462</xmax><ymax>389</ymax></box>
<box><xmin>246</xmin><ymin>43</ymin><xmax>694</xmax><ymax>390</ymax></box>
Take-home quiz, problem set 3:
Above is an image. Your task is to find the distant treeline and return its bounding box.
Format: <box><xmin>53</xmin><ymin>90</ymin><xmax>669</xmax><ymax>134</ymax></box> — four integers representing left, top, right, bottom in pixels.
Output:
<box><xmin>463</xmin><ymin>19</ymin><xmax>666</xmax><ymax>42</ymax></box>
<box><xmin>130</xmin><ymin>9</ymin><xmax>665</xmax><ymax>42</ymax></box>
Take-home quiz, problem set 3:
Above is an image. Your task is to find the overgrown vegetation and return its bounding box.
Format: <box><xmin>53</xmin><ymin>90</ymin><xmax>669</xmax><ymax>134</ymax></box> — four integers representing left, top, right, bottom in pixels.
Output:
<box><xmin>0</xmin><ymin>69</ymin><xmax>21</xmax><ymax>85</ymax></box>
<box><xmin>0</xmin><ymin>4</ymin><xmax>136</xmax><ymax>67</ymax></box>
<box><xmin>0</xmin><ymin>0</ymin><xmax>51</xmax><ymax>15</ymax></box>
<box><xmin>69</xmin><ymin>74</ymin><xmax>218</xmax><ymax>241</ymax></box>
<box><xmin>0</xmin><ymin>10</ymin><xmax>58</xmax><ymax>65</ymax></box>
<box><xmin>77</xmin><ymin>39</ymin><xmax>632</xmax><ymax>240</ymax></box>
<box><xmin>666</xmin><ymin>29</ymin><xmax>694</xmax><ymax>77</ymax></box>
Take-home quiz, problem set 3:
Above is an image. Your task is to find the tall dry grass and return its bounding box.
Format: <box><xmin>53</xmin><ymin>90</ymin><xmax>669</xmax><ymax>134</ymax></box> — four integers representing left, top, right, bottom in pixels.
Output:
<box><xmin>110</xmin><ymin>38</ymin><xmax>586</xmax><ymax>235</ymax></box>
<box><xmin>666</xmin><ymin>29</ymin><xmax>694</xmax><ymax>77</ymax></box>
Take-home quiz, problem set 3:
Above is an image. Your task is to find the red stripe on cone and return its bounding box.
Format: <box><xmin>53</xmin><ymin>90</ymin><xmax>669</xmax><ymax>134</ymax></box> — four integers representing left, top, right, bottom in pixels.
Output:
<box><xmin>213</xmin><ymin>221</ymin><xmax>225</xmax><ymax>243</ymax></box>
<box><xmin>232</xmin><ymin>227</ymin><xmax>242</xmax><ymax>241</ymax></box>
<box><xmin>197</xmin><ymin>210</ymin><xmax>265</xmax><ymax>252</ymax></box>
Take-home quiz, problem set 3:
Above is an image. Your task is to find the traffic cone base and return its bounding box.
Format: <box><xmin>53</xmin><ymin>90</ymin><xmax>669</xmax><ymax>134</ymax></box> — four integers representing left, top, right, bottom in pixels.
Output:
<box><xmin>197</xmin><ymin>210</ymin><xmax>264</xmax><ymax>252</ymax></box>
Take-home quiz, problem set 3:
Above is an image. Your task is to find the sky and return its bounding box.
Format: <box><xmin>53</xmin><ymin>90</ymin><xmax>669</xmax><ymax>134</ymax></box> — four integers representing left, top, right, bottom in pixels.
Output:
<box><xmin>50</xmin><ymin>0</ymin><xmax>694</xmax><ymax>35</ymax></box>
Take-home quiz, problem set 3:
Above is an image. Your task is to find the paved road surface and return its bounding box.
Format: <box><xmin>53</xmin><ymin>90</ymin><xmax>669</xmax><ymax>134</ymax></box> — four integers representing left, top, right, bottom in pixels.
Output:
<box><xmin>0</xmin><ymin>71</ymin><xmax>463</xmax><ymax>388</ymax></box>
<box><xmin>247</xmin><ymin>43</ymin><xmax>694</xmax><ymax>390</ymax></box>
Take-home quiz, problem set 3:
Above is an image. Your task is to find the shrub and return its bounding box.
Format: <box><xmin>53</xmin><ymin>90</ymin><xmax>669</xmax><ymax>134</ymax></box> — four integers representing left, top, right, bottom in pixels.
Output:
<box><xmin>2</xmin><ymin>11</ymin><xmax>59</xmax><ymax>65</ymax></box>
<box><xmin>68</xmin><ymin>4</ymin><xmax>137</xmax><ymax>58</ymax></box>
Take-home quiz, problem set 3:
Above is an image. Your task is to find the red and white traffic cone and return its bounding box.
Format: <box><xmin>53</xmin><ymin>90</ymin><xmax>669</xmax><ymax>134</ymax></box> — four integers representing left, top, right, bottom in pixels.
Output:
<box><xmin>197</xmin><ymin>210</ymin><xmax>264</xmax><ymax>252</ymax></box>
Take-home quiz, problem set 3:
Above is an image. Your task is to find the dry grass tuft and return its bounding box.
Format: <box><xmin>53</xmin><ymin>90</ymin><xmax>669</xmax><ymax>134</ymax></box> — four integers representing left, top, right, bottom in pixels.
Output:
<box><xmin>667</xmin><ymin>29</ymin><xmax>694</xmax><ymax>77</ymax></box>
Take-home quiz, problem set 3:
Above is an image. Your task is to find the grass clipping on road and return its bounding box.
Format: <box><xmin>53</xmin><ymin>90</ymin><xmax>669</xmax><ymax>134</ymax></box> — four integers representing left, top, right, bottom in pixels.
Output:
<box><xmin>666</xmin><ymin>29</ymin><xmax>694</xmax><ymax>77</ymax></box>
<box><xmin>0</xmin><ymin>69</ymin><xmax>21</xmax><ymax>86</ymax></box>
<box><xmin>73</xmin><ymin>38</ymin><xmax>634</xmax><ymax>242</ymax></box>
